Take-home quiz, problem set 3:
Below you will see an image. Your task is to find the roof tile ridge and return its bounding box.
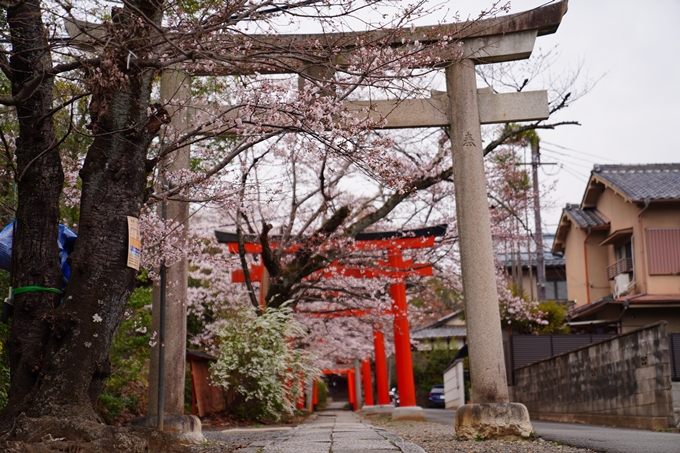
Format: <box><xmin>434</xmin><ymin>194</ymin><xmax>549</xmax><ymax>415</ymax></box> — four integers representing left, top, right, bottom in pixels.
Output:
<box><xmin>592</xmin><ymin>209</ymin><xmax>611</xmax><ymax>224</ymax></box>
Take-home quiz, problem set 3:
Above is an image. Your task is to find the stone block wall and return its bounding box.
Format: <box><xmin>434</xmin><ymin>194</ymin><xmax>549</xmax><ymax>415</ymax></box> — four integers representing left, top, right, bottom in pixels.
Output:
<box><xmin>512</xmin><ymin>322</ymin><xmax>675</xmax><ymax>428</ymax></box>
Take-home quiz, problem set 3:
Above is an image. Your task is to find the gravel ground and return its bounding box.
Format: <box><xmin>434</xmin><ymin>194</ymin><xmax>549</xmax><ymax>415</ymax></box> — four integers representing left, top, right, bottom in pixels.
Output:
<box><xmin>365</xmin><ymin>415</ymin><xmax>598</xmax><ymax>453</ymax></box>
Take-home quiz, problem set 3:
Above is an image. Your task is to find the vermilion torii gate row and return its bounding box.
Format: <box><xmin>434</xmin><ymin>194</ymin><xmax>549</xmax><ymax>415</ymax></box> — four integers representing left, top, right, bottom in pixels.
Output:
<box><xmin>301</xmin><ymin>312</ymin><xmax>390</xmax><ymax>409</ymax></box>
<box><xmin>217</xmin><ymin>225</ymin><xmax>446</xmax><ymax>409</ymax></box>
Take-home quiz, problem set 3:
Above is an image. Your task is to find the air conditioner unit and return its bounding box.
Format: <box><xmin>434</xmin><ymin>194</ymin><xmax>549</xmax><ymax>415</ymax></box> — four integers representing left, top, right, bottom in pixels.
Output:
<box><xmin>614</xmin><ymin>273</ymin><xmax>631</xmax><ymax>298</ymax></box>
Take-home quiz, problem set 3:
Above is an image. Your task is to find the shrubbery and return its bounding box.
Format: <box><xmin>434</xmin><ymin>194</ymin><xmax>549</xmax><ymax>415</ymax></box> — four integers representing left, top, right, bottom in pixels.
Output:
<box><xmin>97</xmin><ymin>286</ymin><xmax>152</xmax><ymax>425</ymax></box>
<box><xmin>316</xmin><ymin>379</ymin><xmax>328</xmax><ymax>405</ymax></box>
<box><xmin>210</xmin><ymin>304</ymin><xmax>318</xmax><ymax>421</ymax></box>
<box><xmin>410</xmin><ymin>344</ymin><xmax>458</xmax><ymax>407</ymax></box>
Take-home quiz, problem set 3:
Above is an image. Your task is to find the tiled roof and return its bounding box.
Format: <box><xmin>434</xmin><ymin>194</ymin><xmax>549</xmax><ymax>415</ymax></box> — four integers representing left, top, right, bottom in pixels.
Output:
<box><xmin>563</xmin><ymin>205</ymin><xmax>609</xmax><ymax>229</ymax></box>
<box><xmin>497</xmin><ymin>234</ymin><xmax>566</xmax><ymax>267</ymax></box>
<box><xmin>592</xmin><ymin>163</ymin><xmax>680</xmax><ymax>202</ymax></box>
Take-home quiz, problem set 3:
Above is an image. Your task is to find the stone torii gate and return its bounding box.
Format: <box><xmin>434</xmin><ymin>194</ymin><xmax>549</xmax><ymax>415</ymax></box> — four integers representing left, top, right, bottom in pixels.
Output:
<box><xmin>68</xmin><ymin>0</ymin><xmax>568</xmax><ymax>439</ymax></box>
<box><xmin>207</xmin><ymin>2</ymin><xmax>567</xmax><ymax>437</ymax></box>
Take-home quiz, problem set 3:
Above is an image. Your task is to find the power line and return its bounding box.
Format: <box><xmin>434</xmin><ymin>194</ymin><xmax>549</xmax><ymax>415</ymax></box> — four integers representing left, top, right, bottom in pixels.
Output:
<box><xmin>541</xmin><ymin>148</ymin><xmax>597</xmax><ymax>170</ymax></box>
<box><xmin>557</xmin><ymin>163</ymin><xmax>589</xmax><ymax>183</ymax></box>
<box><xmin>541</xmin><ymin>140</ymin><xmax>622</xmax><ymax>164</ymax></box>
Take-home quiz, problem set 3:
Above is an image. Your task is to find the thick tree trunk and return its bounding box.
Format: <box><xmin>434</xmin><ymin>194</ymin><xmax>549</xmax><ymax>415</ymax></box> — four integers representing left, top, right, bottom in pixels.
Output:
<box><xmin>2</xmin><ymin>0</ymin><xmax>65</xmax><ymax>426</ymax></box>
<box><xmin>1</xmin><ymin>0</ymin><xmax>164</xmax><ymax>428</ymax></box>
<box><xmin>24</xmin><ymin>11</ymin><xmax>163</xmax><ymax>421</ymax></box>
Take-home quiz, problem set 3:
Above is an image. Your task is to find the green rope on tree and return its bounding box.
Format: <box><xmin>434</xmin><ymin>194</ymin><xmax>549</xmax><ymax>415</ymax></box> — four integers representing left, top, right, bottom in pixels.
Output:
<box><xmin>12</xmin><ymin>286</ymin><xmax>62</xmax><ymax>296</ymax></box>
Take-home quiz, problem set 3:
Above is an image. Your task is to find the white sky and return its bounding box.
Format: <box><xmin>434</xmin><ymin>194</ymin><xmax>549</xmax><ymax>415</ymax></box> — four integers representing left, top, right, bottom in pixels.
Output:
<box><xmin>289</xmin><ymin>0</ymin><xmax>680</xmax><ymax>234</ymax></box>
<box><xmin>199</xmin><ymin>0</ymin><xmax>680</xmax><ymax>236</ymax></box>
<box><xmin>441</xmin><ymin>0</ymin><xmax>680</xmax><ymax>231</ymax></box>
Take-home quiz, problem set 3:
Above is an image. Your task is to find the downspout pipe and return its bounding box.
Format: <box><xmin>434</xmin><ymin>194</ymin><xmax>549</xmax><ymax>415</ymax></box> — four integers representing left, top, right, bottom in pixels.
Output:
<box><xmin>584</xmin><ymin>226</ymin><xmax>592</xmax><ymax>304</ymax></box>
<box><xmin>637</xmin><ymin>198</ymin><xmax>651</xmax><ymax>294</ymax></box>
<box><xmin>617</xmin><ymin>299</ymin><xmax>629</xmax><ymax>334</ymax></box>
<box><xmin>617</xmin><ymin>293</ymin><xmax>645</xmax><ymax>334</ymax></box>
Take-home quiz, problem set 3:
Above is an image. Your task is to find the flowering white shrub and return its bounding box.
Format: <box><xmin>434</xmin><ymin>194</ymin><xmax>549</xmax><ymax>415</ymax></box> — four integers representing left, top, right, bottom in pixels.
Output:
<box><xmin>210</xmin><ymin>304</ymin><xmax>319</xmax><ymax>420</ymax></box>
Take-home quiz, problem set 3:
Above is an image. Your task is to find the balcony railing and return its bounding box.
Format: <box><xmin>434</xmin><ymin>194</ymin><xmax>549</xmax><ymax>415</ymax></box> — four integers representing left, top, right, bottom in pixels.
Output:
<box><xmin>606</xmin><ymin>258</ymin><xmax>633</xmax><ymax>280</ymax></box>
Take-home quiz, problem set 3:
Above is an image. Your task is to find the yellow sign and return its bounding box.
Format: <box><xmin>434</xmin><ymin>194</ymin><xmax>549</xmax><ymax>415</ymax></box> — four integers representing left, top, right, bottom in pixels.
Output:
<box><xmin>127</xmin><ymin>216</ymin><xmax>141</xmax><ymax>270</ymax></box>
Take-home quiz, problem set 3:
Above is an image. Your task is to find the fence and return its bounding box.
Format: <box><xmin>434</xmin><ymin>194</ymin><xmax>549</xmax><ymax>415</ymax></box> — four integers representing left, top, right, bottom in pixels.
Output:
<box><xmin>671</xmin><ymin>333</ymin><xmax>680</xmax><ymax>381</ymax></box>
<box><xmin>504</xmin><ymin>333</ymin><xmax>612</xmax><ymax>385</ymax></box>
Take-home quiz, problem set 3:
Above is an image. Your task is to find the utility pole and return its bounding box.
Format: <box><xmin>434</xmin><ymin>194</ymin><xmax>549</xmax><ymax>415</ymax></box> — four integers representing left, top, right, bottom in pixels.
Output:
<box><xmin>531</xmin><ymin>139</ymin><xmax>547</xmax><ymax>302</ymax></box>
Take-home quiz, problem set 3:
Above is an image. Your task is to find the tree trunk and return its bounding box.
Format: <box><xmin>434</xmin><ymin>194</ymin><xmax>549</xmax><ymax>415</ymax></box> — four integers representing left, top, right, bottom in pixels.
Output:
<box><xmin>2</xmin><ymin>0</ymin><xmax>65</xmax><ymax>425</ymax></box>
<box><xmin>1</xmin><ymin>0</ymin><xmax>164</xmax><ymax>427</ymax></box>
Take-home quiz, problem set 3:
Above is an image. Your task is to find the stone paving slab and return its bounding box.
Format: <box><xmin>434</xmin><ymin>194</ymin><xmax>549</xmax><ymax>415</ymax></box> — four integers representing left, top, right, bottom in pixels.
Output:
<box><xmin>235</xmin><ymin>411</ymin><xmax>426</xmax><ymax>453</ymax></box>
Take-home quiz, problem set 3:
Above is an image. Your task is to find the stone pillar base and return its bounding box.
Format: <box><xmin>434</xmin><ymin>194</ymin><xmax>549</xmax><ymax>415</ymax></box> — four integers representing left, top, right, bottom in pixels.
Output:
<box><xmin>392</xmin><ymin>406</ymin><xmax>426</xmax><ymax>421</ymax></box>
<box><xmin>361</xmin><ymin>405</ymin><xmax>395</xmax><ymax>415</ymax></box>
<box><xmin>130</xmin><ymin>415</ymin><xmax>206</xmax><ymax>444</ymax></box>
<box><xmin>455</xmin><ymin>403</ymin><xmax>532</xmax><ymax>440</ymax></box>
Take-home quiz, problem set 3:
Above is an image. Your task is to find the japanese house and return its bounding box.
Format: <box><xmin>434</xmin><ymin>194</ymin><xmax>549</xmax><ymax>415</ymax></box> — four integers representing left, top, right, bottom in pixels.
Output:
<box><xmin>552</xmin><ymin>164</ymin><xmax>680</xmax><ymax>333</ymax></box>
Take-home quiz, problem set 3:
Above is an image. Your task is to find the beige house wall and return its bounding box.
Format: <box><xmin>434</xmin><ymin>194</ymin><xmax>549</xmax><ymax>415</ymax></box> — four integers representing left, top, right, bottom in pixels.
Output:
<box><xmin>590</xmin><ymin>190</ymin><xmax>680</xmax><ymax>297</ymax></box>
<box><xmin>586</xmin><ymin>230</ymin><xmax>610</xmax><ymax>304</ymax></box>
<box><xmin>594</xmin><ymin>189</ymin><xmax>644</xmax><ymax>293</ymax></box>
<box><xmin>564</xmin><ymin>225</ymin><xmax>588</xmax><ymax>307</ymax></box>
<box><xmin>619</xmin><ymin>307</ymin><xmax>680</xmax><ymax>334</ymax></box>
<box><xmin>563</xmin><ymin>225</ymin><xmax>609</xmax><ymax>308</ymax></box>
<box><xmin>506</xmin><ymin>267</ymin><xmax>568</xmax><ymax>302</ymax></box>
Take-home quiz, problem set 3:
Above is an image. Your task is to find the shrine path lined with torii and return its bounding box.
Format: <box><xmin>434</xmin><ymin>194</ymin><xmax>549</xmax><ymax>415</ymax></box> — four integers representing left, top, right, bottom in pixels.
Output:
<box><xmin>75</xmin><ymin>0</ymin><xmax>573</xmax><ymax>438</ymax></box>
<box><xmin>217</xmin><ymin>224</ymin><xmax>447</xmax><ymax>415</ymax></box>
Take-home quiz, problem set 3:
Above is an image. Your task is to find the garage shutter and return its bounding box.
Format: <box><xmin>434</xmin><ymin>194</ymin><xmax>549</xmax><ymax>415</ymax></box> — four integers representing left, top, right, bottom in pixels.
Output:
<box><xmin>646</xmin><ymin>229</ymin><xmax>680</xmax><ymax>275</ymax></box>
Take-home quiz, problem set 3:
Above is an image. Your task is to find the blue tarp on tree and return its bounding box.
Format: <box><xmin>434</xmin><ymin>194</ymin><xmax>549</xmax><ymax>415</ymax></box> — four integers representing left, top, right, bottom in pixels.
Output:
<box><xmin>0</xmin><ymin>222</ymin><xmax>77</xmax><ymax>285</ymax></box>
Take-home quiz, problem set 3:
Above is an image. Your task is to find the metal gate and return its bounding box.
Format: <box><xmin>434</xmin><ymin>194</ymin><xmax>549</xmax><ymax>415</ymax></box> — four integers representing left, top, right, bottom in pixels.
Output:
<box><xmin>504</xmin><ymin>333</ymin><xmax>612</xmax><ymax>385</ymax></box>
<box><xmin>670</xmin><ymin>333</ymin><xmax>680</xmax><ymax>381</ymax></box>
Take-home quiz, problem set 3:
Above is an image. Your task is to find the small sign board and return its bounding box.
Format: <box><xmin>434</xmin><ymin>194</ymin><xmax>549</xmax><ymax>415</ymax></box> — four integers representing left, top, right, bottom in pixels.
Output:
<box><xmin>127</xmin><ymin>216</ymin><xmax>141</xmax><ymax>270</ymax></box>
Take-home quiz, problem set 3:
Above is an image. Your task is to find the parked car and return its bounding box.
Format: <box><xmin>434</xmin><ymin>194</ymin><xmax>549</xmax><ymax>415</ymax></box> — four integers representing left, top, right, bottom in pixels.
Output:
<box><xmin>427</xmin><ymin>384</ymin><xmax>445</xmax><ymax>408</ymax></box>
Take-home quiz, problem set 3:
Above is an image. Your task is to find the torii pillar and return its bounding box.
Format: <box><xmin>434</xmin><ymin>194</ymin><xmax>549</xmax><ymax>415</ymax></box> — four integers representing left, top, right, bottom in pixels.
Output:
<box><xmin>144</xmin><ymin>68</ymin><xmax>204</xmax><ymax>441</ymax></box>
<box><xmin>445</xmin><ymin>56</ymin><xmax>533</xmax><ymax>440</ymax></box>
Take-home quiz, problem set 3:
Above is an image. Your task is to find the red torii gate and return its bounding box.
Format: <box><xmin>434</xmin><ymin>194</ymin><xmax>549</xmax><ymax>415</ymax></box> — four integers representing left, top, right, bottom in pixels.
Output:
<box><xmin>216</xmin><ymin>225</ymin><xmax>446</xmax><ymax>410</ymax></box>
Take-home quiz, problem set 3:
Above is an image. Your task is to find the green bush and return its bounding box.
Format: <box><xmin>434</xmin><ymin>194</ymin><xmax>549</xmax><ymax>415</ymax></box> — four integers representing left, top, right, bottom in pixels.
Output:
<box><xmin>411</xmin><ymin>343</ymin><xmax>457</xmax><ymax>406</ymax></box>
<box><xmin>534</xmin><ymin>300</ymin><xmax>570</xmax><ymax>334</ymax></box>
<box><xmin>316</xmin><ymin>379</ymin><xmax>328</xmax><ymax>405</ymax></box>
<box><xmin>97</xmin><ymin>286</ymin><xmax>152</xmax><ymax>425</ymax></box>
<box><xmin>210</xmin><ymin>304</ymin><xmax>318</xmax><ymax>422</ymax></box>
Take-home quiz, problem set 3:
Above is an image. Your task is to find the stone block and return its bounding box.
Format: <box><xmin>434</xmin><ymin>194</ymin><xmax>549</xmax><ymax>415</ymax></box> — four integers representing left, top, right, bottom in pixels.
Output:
<box><xmin>454</xmin><ymin>403</ymin><xmax>532</xmax><ymax>440</ymax></box>
<box><xmin>392</xmin><ymin>406</ymin><xmax>426</xmax><ymax>421</ymax></box>
<box><xmin>361</xmin><ymin>405</ymin><xmax>394</xmax><ymax>415</ymax></box>
<box><xmin>673</xmin><ymin>382</ymin><xmax>680</xmax><ymax>409</ymax></box>
<box><xmin>655</xmin><ymin>401</ymin><xmax>673</xmax><ymax>417</ymax></box>
<box><xmin>129</xmin><ymin>414</ymin><xmax>205</xmax><ymax>444</ymax></box>
<box><xmin>655</xmin><ymin>389</ymin><xmax>671</xmax><ymax>404</ymax></box>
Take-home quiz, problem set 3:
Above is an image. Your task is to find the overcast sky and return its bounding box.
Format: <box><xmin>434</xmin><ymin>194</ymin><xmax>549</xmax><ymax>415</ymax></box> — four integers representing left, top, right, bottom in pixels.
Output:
<box><xmin>441</xmin><ymin>0</ymin><xmax>680</xmax><ymax>230</ymax></box>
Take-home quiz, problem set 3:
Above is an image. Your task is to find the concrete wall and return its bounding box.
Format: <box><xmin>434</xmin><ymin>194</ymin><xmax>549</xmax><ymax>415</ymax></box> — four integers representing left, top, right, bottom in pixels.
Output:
<box><xmin>443</xmin><ymin>359</ymin><xmax>465</xmax><ymax>409</ymax></box>
<box><xmin>512</xmin><ymin>322</ymin><xmax>676</xmax><ymax>430</ymax></box>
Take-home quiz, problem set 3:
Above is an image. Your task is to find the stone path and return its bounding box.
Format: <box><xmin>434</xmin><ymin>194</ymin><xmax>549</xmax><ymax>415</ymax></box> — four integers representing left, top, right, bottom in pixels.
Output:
<box><xmin>235</xmin><ymin>411</ymin><xmax>426</xmax><ymax>453</ymax></box>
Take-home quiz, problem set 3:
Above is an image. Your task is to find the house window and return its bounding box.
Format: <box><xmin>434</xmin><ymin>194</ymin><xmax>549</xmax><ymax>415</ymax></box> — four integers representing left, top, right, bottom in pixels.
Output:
<box><xmin>616</xmin><ymin>241</ymin><xmax>632</xmax><ymax>261</ymax></box>
<box><xmin>543</xmin><ymin>279</ymin><xmax>568</xmax><ymax>301</ymax></box>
